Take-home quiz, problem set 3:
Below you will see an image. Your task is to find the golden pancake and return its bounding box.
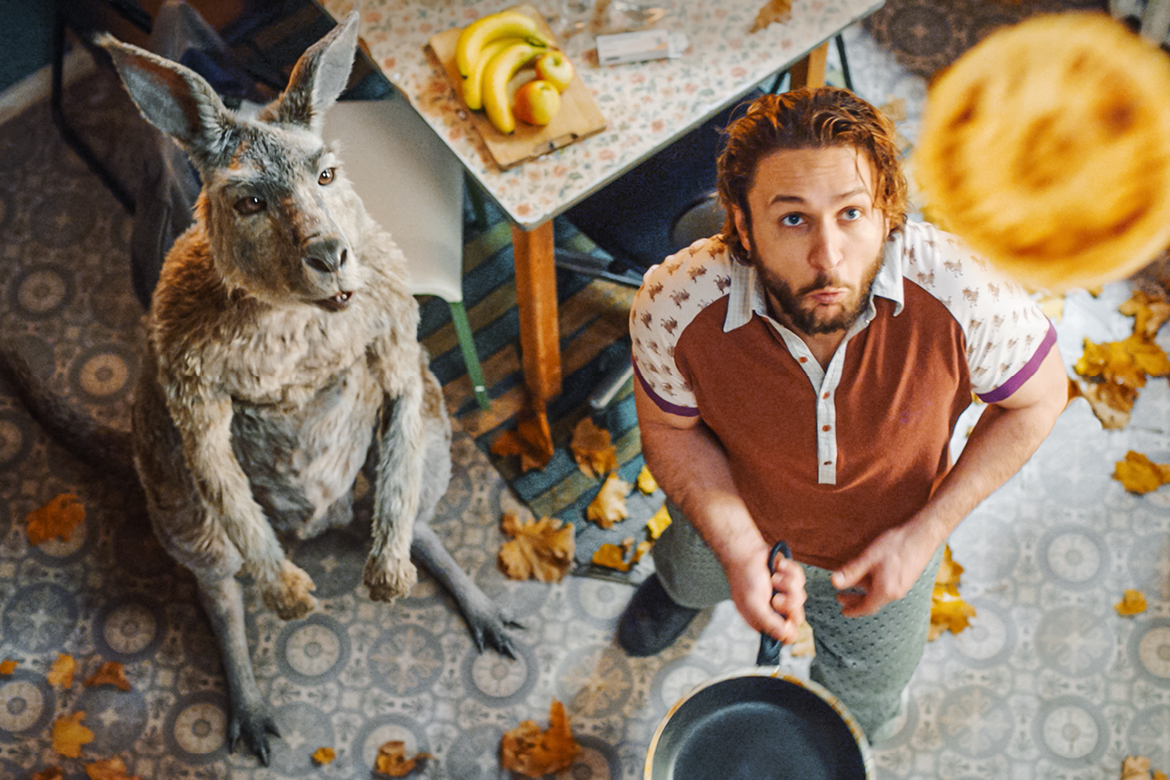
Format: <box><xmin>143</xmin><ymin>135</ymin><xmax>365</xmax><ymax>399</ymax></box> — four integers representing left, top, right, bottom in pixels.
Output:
<box><xmin>914</xmin><ymin>13</ymin><xmax>1170</xmax><ymax>291</ymax></box>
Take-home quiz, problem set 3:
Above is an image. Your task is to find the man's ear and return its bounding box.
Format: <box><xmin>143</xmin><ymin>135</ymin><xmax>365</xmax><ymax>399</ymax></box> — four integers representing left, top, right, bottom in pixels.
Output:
<box><xmin>731</xmin><ymin>205</ymin><xmax>752</xmax><ymax>254</ymax></box>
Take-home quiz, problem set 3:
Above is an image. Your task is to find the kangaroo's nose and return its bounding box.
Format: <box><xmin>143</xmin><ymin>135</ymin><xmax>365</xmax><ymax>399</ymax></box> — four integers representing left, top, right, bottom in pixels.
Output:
<box><xmin>303</xmin><ymin>236</ymin><xmax>348</xmax><ymax>274</ymax></box>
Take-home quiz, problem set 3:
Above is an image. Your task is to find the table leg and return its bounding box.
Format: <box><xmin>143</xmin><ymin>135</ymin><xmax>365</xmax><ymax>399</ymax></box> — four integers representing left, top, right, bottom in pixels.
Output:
<box><xmin>510</xmin><ymin>221</ymin><xmax>562</xmax><ymax>459</ymax></box>
<box><xmin>789</xmin><ymin>41</ymin><xmax>828</xmax><ymax>89</ymax></box>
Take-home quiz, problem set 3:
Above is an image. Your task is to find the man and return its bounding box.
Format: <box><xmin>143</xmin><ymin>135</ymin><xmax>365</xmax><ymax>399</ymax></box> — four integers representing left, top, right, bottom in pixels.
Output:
<box><xmin>618</xmin><ymin>87</ymin><xmax>1068</xmax><ymax>742</ymax></box>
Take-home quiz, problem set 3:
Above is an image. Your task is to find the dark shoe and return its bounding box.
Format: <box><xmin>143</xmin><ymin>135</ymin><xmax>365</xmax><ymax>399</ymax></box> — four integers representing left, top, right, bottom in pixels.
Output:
<box><xmin>617</xmin><ymin>574</ymin><xmax>700</xmax><ymax>656</ymax></box>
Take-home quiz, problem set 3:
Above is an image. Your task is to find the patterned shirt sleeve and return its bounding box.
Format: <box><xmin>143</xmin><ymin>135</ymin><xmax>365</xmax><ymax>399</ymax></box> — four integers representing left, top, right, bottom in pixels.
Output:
<box><xmin>629</xmin><ymin>238</ymin><xmax>733</xmax><ymax>416</ymax></box>
<box><xmin>901</xmin><ymin>220</ymin><xmax>1057</xmax><ymax>401</ymax></box>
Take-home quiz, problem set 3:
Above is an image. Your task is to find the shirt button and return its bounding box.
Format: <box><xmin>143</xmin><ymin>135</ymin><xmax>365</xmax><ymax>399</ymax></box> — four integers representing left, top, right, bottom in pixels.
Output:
<box><xmin>822</xmin><ymin>425</ymin><xmax>831</xmax><ymax>432</ymax></box>
<box><xmin>823</xmin><ymin>461</ymin><xmax>831</xmax><ymax>466</ymax></box>
<box><xmin>822</xmin><ymin>392</ymin><xmax>830</xmax><ymax>399</ymax></box>
<box><xmin>798</xmin><ymin>356</ymin><xmax>808</xmax><ymax>363</ymax></box>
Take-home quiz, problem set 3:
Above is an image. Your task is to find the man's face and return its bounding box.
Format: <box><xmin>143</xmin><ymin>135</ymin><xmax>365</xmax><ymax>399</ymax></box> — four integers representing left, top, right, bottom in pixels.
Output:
<box><xmin>732</xmin><ymin>146</ymin><xmax>889</xmax><ymax>336</ymax></box>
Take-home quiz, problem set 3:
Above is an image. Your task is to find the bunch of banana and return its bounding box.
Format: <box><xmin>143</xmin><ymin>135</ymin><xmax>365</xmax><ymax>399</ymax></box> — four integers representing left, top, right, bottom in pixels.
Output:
<box><xmin>454</xmin><ymin>10</ymin><xmax>553</xmax><ymax>134</ymax></box>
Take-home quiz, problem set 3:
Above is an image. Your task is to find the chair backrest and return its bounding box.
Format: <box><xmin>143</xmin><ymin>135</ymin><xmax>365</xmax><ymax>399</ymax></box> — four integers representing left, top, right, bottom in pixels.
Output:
<box><xmin>322</xmin><ymin>96</ymin><xmax>465</xmax><ymax>303</ymax></box>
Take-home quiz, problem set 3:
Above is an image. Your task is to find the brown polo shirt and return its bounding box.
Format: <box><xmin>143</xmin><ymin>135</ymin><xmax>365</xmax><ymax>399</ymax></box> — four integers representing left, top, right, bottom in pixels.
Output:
<box><xmin>630</xmin><ymin>220</ymin><xmax>1056</xmax><ymax>570</ymax></box>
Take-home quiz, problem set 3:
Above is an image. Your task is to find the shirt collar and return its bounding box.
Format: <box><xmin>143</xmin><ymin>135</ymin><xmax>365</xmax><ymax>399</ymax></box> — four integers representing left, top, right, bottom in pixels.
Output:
<box><xmin>722</xmin><ymin>231</ymin><xmax>906</xmax><ymax>333</ymax></box>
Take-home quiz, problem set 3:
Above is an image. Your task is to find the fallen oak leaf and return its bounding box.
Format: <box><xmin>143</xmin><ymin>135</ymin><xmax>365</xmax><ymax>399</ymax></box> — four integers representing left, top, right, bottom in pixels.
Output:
<box><xmin>32</xmin><ymin>768</ymin><xmax>64</xmax><ymax>780</ymax></box>
<box><xmin>312</xmin><ymin>746</ymin><xmax>336</xmax><ymax>765</ymax></box>
<box><xmin>1119</xmin><ymin>290</ymin><xmax>1170</xmax><ymax>339</ymax></box>
<box><xmin>636</xmin><ymin>464</ymin><xmax>658</xmax><ymax>494</ymax></box>
<box><xmin>936</xmin><ymin>544</ymin><xmax>964</xmax><ymax>588</ymax></box>
<box><xmin>749</xmin><ymin>0</ymin><xmax>792</xmax><ymax>32</ymax></box>
<box><xmin>490</xmin><ymin>409</ymin><xmax>554</xmax><ymax>472</ymax></box>
<box><xmin>374</xmin><ymin>740</ymin><xmax>431</xmax><ymax>777</ymax></box>
<box><xmin>570</xmin><ymin>418</ymin><xmax>617</xmax><ymax>478</ymax></box>
<box><xmin>928</xmin><ymin>547</ymin><xmax>976</xmax><ymax>641</ymax></box>
<box><xmin>0</xmin><ymin>658</ymin><xmax>17</xmax><ymax>675</ymax></box>
<box><xmin>1121</xmin><ymin>755</ymin><xmax>1152</xmax><ymax>780</ymax></box>
<box><xmin>498</xmin><ymin>514</ymin><xmax>575</xmax><ymax>583</ymax></box>
<box><xmin>84</xmin><ymin>661</ymin><xmax>132</xmax><ymax>691</ymax></box>
<box><xmin>591</xmin><ymin>542</ymin><xmax>631</xmax><ymax>571</ymax></box>
<box><xmin>26</xmin><ymin>493</ymin><xmax>86</xmax><ymax>545</ymax></box>
<box><xmin>586</xmin><ymin>473</ymin><xmax>631</xmax><ymax>529</ymax></box>
<box><xmin>646</xmin><ymin>503</ymin><xmax>671</xmax><ymax>539</ymax></box>
<box><xmin>47</xmin><ymin>654</ymin><xmax>76</xmax><ymax>689</ymax></box>
<box><xmin>1113</xmin><ymin>451</ymin><xmax>1170</xmax><ymax>495</ymax></box>
<box><xmin>1115</xmin><ymin>589</ymin><xmax>1148</xmax><ymax>616</ymax></box>
<box><xmin>500</xmin><ymin>699</ymin><xmax>581</xmax><ymax>778</ymax></box>
<box><xmin>52</xmin><ymin>711</ymin><xmax>94</xmax><ymax>758</ymax></box>
<box><xmin>84</xmin><ymin>756</ymin><xmax>141</xmax><ymax>780</ymax></box>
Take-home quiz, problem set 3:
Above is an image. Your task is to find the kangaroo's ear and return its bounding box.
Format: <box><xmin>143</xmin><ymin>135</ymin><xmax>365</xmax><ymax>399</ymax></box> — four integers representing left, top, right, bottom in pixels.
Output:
<box><xmin>264</xmin><ymin>13</ymin><xmax>359</xmax><ymax>133</ymax></box>
<box><xmin>99</xmin><ymin>34</ymin><xmax>237</xmax><ymax>166</ymax></box>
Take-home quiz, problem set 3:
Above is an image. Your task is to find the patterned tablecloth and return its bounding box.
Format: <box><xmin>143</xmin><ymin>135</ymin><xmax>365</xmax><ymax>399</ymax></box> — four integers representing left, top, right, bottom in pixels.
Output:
<box><xmin>321</xmin><ymin>0</ymin><xmax>883</xmax><ymax>228</ymax></box>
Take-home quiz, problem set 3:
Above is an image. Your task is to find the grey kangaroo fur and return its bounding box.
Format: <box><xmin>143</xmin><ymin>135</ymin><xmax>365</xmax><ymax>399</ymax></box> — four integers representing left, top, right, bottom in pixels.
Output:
<box><xmin>7</xmin><ymin>13</ymin><xmax>519</xmax><ymax>765</ymax></box>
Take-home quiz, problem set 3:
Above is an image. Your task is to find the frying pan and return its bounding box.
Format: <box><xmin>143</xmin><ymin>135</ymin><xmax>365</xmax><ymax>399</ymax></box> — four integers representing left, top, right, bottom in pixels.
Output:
<box><xmin>644</xmin><ymin>541</ymin><xmax>874</xmax><ymax>780</ymax></box>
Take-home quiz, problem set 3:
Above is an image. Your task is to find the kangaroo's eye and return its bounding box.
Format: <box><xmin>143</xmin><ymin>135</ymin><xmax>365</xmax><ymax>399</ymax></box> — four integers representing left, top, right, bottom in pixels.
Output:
<box><xmin>234</xmin><ymin>196</ymin><xmax>267</xmax><ymax>215</ymax></box>
<box><xmin>318</xmin><ymin>168</ymin><xmax>336</xmax><ymax>186</ymax></box>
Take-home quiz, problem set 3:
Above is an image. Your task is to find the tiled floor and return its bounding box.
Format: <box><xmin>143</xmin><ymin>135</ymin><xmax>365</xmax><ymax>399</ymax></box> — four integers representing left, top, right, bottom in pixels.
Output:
<box><xmin>1</xmin><ymin>7</ymin><xmax>1169</xmax><ymax>780</ymax></box>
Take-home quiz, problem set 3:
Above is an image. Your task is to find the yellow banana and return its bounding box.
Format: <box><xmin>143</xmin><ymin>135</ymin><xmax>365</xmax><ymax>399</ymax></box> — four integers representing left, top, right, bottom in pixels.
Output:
<box><xmin>482</xmin><ymin>42</ymin><xmax>545</xmax><ymax>134</ymax></box>
<box><xmin>455</xmin><ymin>10</ymin><xmax>550</xmax><ymax>79</ymax></box>
<box><xmin>462</xmin><ymin>36</ymin><xmax>524</xmax><ymax>111</ymax></box>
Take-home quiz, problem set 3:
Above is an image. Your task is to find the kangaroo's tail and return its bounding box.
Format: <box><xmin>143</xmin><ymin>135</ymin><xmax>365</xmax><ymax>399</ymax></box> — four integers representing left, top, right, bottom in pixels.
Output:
<box><xmin>0</xmin><ymin>342</ymin><xmax>137</xmax><ymax>481</ymax></box>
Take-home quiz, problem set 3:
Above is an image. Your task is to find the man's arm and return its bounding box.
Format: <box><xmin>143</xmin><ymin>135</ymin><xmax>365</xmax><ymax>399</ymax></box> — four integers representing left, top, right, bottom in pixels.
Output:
<box><xmin>832</xmin><ymin>343</ymin><xmax>1069</xmax><ymax>616</ymax></box>
<box><xmin>635</xmin><ymin>379</ymin><xmax>805</xmax><ymax>642</ymax></box>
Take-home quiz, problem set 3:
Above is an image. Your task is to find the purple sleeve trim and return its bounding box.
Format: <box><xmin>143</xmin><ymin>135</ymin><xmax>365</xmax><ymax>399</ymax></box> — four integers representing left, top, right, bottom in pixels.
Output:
<box><xmin>977</xmin><ymin>320</ymin><xmax>1058</xmax><ymax>404</ymax></box>
<box><xmin>633</xmin><ymin>358</ymin><xmax>701</xmax><ymax>417</ymax></box>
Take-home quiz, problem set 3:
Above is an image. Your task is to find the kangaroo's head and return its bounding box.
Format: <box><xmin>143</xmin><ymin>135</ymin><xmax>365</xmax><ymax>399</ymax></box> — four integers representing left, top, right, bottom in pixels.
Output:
<box><xmin>102</xmin><ymin>14</ymin><xmax>369</xmax><ymax>312</ymax></box>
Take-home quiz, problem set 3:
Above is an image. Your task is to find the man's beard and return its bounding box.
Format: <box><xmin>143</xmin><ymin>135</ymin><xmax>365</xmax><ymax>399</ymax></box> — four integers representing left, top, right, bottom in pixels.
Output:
<box><xmin>752</xmin><ymin>245</ymin><xmax>883</xmax><ymax>336</ymax></box>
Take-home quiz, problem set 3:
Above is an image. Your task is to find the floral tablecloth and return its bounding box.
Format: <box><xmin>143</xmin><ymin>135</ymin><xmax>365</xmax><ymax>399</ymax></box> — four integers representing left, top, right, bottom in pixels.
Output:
<box><xmin>322</xmin><ymin>0</ymin><xmax>883</xmax><ymax>228</ymax></box>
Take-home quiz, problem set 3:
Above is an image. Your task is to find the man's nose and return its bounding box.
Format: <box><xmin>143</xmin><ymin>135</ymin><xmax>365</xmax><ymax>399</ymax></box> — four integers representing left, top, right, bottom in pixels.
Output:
<box><xmin>808</xmin><ymin>222</ymin><xmax>845</xmax><ymax>271</ymax></box>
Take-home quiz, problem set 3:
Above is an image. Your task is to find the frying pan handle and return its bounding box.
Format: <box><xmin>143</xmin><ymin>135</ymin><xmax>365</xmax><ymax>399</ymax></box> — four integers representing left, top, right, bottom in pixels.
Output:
<box><xmin>756</xmin><ymin>539</ymin><xmax>792</xmax><ymax>666</ymax></box>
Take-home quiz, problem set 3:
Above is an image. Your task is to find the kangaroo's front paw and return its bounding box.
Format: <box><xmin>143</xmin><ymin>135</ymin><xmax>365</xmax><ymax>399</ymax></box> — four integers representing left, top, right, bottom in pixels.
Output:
<box><xmin>261</xmin><ymin>560</ymin><xmax>318</xmax><ymax>620</ymax></box>
<box><xmin>364</xmin><ymin>555</ymin><xmax>417</xmax><ymax>602</ymax></box>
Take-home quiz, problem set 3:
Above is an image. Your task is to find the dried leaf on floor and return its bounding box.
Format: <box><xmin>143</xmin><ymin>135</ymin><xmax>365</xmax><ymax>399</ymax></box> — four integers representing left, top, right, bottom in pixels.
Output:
<box><xmin>84</xmin><ymin>757</ymin><xmax>141</xmax><ymax>780</ymax></box>
<box><xmin>1074</xmin><ymin>333</ymin><xmax>1170</xmax><ymax>428</ymax></box>
<box><xmin>591</xmin><ymin>538</ymin><xmax>652</xmax><ymax>572</ymax></box>
<box><xmin>373</xmin><ymin>740</ymin><xmax>431</xmax><ymax>777</ymax></box>
<box><xmin>636</xmin><ymin>464</ymin><xmax>658</xmax><ymax>494</ymax></box>
<box><xmin>1074</xmin><ymin>379</ymin><xmax>1136</xmax><ymax>429</ymax></box>
<box><xmin>1115</xmin><ymin>589</ymin><xmax>1148</xmax><ymax>616</ymax></box>
<box><xmin>570</xmin><ymin>417</ymin><xmax>618</xmax><ymax>478</ymax></box>
<box><xmin>47</xmin><ymin>654</ymin><xmax>76</xmax><ymax>688</ymax></box>
<box><xmin>1121</xmin><ymin>756</ymin><xmax>1152</xmax><ymax>780</ymax></box>
<box><xmin>1113</xmin><ymin>451</ymin><xmax>1170</xmax><ymax>495</ymax></box>
<box><xmin>928</xmin><ymin>546</ymin><xmax>976</xmax><ymax>641</ymax></box>
<box><xmin>0</xmin><ymin>659</ymin><xmax>16</xmax><ymax>675</ymax></box>
<box><xmin>1119</xmin><ymin>290</ymin><xmax>1170</xmax><ymax>339</ymax></box>
<box><xmin>32</xmin><ymin>768</ymin><xmax>64</xmax><ymax>780</ymax></box>
<box><xmin>500</xmin><ymin>699</ymin><xmax>581</xmax><ymax>778</ymax></box>
<box><xmin>790</xmin><ymin>620</ymin><xmax>816</xmax><ymax>657</ymax></box>
<box><xmin>749</xmin><ymin>0</ymin><xmax>792</xmax><ymax>32</ymax></box>
<box><xmin>26</xmin><ymin>493</ymin><xmax>86</xmax><ymax>545</ymax></box>
<box><xmin>52</xmin><ymin>711</ymin><xmax>94</xmax><ymax>758</ymax></box>
<box><xmin>498</xmin><ymin>514</ymin><xmax>575</xmax><ymax>583</ymax></box>
<box><xmin>84</xmin><ymin>661</ymin><xmax>132</xmax><ymax>691</ymax></box>
<box><xmin>646</xmin><ymin>503</ymin><xmax>672</xmax><ymax>539</ymax></box>
<box><xmin>586</xmin><ymin>473</ymin><xmax>631</xmax><ymax>529</ymax></box>
<box><xmin>490</xmin><ymin>410</ymin><xmax>554</xmax><ymax>472</ymax></box>
<box><xmin>311</xmin><ymin>747</ymin><xmax>336</xmax><ymax>765</ymax></box>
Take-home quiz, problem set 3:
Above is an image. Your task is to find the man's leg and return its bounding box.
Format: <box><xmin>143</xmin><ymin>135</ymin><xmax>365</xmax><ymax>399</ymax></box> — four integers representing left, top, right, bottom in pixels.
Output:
<box><xmin>618</xmin><ymin>502</ymin><xmax>730</xmax><ymax>655</ymax></box>
<box><xmin>803</xmin><ymin>545</ymin><xmax>945</xmax><ymax>743</ymax></box>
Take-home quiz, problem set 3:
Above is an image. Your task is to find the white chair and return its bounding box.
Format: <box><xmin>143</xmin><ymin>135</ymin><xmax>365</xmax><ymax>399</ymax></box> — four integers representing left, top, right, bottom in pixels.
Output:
<box><xmin>323</xmin><ymin>96</ymin><xmax>489</xmax><ymax>410</ymax></box>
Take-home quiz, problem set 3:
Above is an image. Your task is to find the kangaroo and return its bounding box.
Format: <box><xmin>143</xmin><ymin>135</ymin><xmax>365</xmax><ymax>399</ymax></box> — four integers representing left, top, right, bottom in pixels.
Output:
<box><xmin>8</xmin><ymin>14</ymin><xmax>519</xmax><ymax>764</ymax></box>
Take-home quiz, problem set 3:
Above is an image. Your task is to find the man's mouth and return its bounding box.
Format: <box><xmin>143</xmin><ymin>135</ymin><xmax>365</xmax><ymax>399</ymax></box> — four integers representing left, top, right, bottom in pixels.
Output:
<box><xmin>807</xmin><ymin>288</ymin><xmax>848</xmax><ymax>305</ymax></box>
<box><xmin>316</xmin><ymin>291</ymin><xmax>353</xmax><ymax>312</ymax></box>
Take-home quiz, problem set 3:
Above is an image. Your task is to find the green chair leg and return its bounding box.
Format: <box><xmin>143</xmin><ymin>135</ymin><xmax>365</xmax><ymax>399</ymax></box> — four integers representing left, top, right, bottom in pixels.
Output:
<box><xmin>448</xmin><ymin>299</ymin><xmax>490</xmax><ymax>410</ymax></box>
<box><xmin>465</xmin><ymin>172</ymin><xmax>489</xmax><ymax>230</ymax></box>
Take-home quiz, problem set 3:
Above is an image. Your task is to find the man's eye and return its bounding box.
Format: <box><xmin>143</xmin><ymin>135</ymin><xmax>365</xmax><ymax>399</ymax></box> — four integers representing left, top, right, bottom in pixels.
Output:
<box><xmin>842</xmin><ymin>207</ymin><xmax>862</xmax><ymax>220</ymax></box>
<box><xmin>781</xmin><ymin>214</ymin><xmax>803</xmax><ymax>227</ymax></box>
<box><xmin>318</xmin><ymin>168</ymin><xmax>336</xmax><ymax>185</ymax></box>
<box><xmin>234</xmin><ymin>196</ymin><xmax>267</xmax><ymax>215</ymax></box>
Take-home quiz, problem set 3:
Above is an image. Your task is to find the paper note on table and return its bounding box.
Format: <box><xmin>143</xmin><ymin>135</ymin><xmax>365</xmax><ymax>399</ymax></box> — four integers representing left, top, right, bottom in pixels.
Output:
<box><xmin>596</xmin><ymin>30</ymin><xmax>688</xmax><ymax>65</ymax></box>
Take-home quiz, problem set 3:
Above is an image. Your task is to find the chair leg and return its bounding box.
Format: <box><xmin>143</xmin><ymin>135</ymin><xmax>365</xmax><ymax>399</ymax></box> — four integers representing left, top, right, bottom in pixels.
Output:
<box><xmin>464</xmin><ymin>172</ymin><xmax>490</xmax><ymax>231</ymax></box>
<box><xmin>447</xmin><ymin>300</ymin><xmax>490</xmax><ymax>411</ymax></box>
<box><xmin>835</xmin><ymin>34</ymin><xmax>854</xmax><ymax>93</ymax></box>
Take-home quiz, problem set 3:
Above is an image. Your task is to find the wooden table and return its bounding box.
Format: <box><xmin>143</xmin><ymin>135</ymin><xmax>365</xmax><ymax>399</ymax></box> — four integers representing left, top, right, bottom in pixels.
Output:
<box><xmin>323</xmin><ymin>0</ymin><xmax>884</xmax><ymax>446</ymax></box>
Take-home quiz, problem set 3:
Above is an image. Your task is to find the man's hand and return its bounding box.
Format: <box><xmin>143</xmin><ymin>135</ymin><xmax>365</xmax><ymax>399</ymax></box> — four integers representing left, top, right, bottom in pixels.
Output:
<box><xmin>830</xmin><ymin>521</ymin><xmax>939</xmax><ymax>617</ymax></box>
<box><xmin>726</xmin><ymin>541</ymin><xmax>807</xmax><ymax>643</ymax></box>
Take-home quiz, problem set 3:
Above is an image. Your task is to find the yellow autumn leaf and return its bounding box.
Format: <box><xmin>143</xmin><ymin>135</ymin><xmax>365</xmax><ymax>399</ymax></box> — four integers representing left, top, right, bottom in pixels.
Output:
<box><xmin>84</xmin><ymin>756</ymin><xmax>141</xmax><ymax>780</ymax></box>
<box><xmin>312</xmin><ymin>747</ymin><xmax>336</xmax><ymax>765</ymax></box>
<box><xmin>646</xmin><ymin>503</ymin><xmax>672</xmax><ymax>539</ymax></box>
<box><xmin>928</xmin><ymin>546</ymin><xmax>976</xmax><ymax>641</ymax></box>
<box><xmin>0</xmin><ymin>659</ymin><xmax>17</xmax><ymax>675</ymax></box>
<box><xmin>570</xmin><ymin>418</ymin><xmax>618</xmax><ymax>478</ymax></box>
<box><xmin>936</xmin><ymin>544</ymin><xmax>964</xmax><ymax>588</ymax></box>
<box><xmin>749</xmin><ymin>0</ymin><xmax>792</xmax><ymax>32</ymax></box>
<box><xmin>84</xmin><ymin>661</ymin><xmax>131</xmax><ymax>691</ymax></box>
<box><xmin>1119</xmin><ymin>290</ymin><xmax>1170</xmax><ymax>339</ymax></box>
<box><xmin>47</xmin><ymin>654</ymin><xmax>76</xmax><ymax>689</ymax></box>
<box><xmin>1113</xmin><ymin>451</ymin><xmax>1170</xmax><ymax>495</ymax></box>
<box><xmin>373</xmin><ymin>740</ymin><xmax>432</xmax><ymax>777</ymax></box>
<box><xmin>26</xmin><ymin>493</ymin><xmax>86</xmax><ymax>545</ymax></box>
<box><xmin>591</xmin><ymin>543</ymin><xmax>631</xmax><ymax>572</ymax></box>
<box><xmin>586</xmin><ymin>473</ymin><xmax>631</xmax><ymax>529</ymax></box>
<box><xmin>1115</xmin><ymin>589</ymin><xmax>1148</xmax><ymax>616</ymax></box>
<box><xmin>500</xmin><ymin>699</ymin><xmax>581</xmax><ymax>778</ymax></box>
<box><xmin>52</xmin><ymin>711</ymin><xmax>94</xmax><ymax>758</ymax></box>
<box><xmin>32</xmin><ymin>768</ymin><xmax>64</xmax><ymax>780</ymax></box>
<box><xmin>498</xmin><ymin>514</ymin><xmax>576</xmax><ymax>583</ymax></box>
<box><xmin>1121</xmin><ymin>755</ymin><xmax>1152</xmax><ymax>780</ymax></box>
<box><xmin>636</xmin><ymin>465</ymin><xmax>658</xmax><ymax>494</ymax></box>
<box><xmin>490</xmin><ymin>410</ymin><xmax>554</xmax><ymax>472</ymax></box>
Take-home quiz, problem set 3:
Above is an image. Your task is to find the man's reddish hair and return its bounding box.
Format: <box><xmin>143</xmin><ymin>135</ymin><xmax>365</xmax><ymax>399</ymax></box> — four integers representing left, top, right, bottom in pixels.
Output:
<box><xmin>716</xmin><ymin>87</ymin><xmax>908</xmax><ymax>263</ymax></box>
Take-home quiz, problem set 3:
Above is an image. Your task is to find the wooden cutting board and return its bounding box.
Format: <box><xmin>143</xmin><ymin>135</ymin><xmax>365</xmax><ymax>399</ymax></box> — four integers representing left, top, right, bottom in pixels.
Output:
<box><xmin>427</xmin><ymin>5</ymin><xmax>607</xmax><ymax>170</ymax></box>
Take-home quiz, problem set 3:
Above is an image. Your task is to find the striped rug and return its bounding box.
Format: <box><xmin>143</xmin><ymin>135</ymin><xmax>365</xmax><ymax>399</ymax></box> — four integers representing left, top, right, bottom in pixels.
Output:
<box><xmin>418</xmin><ymin>198</ymin><xmax>662</xmax><ymax>584</ymax></box>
